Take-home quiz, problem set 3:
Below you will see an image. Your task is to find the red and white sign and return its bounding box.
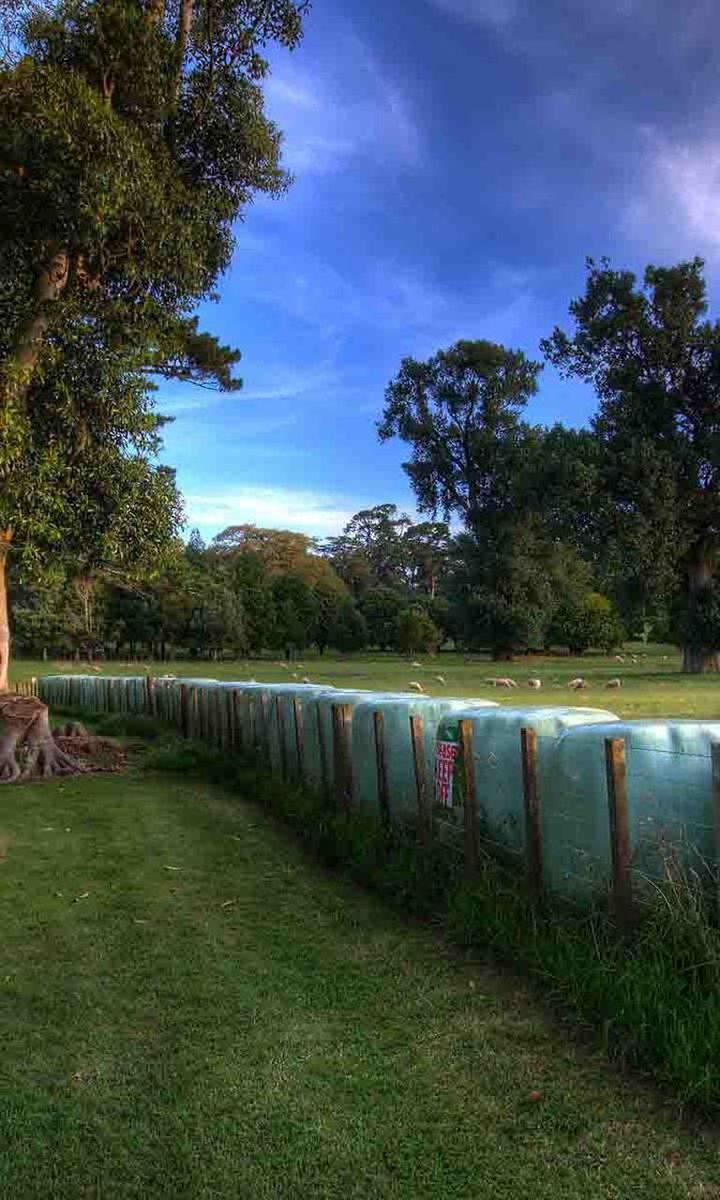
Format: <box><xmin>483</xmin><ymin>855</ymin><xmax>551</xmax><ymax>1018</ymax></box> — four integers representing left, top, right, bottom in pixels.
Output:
<box><xmin>435</xmin><ymin>740</ymin><xmax>459</xmax><ymax>808</ymax></box>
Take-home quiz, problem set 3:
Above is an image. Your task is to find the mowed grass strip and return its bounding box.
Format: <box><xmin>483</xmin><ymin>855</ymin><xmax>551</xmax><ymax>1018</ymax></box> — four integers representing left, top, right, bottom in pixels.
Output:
<box><xmin>16</xmin><ymin>644</ymin><xmax>720</xmax><ymax>720</ymax></box>
<box><xmin>1</xmin><ymin>774</ymin><xmax>720</xmax><ymax>1198</ymax></box>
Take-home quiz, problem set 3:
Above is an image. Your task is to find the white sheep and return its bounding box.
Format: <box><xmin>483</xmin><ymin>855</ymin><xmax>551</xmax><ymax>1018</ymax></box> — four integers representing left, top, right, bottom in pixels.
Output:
<box><xmin>302</xmin><ymin>676</ymin><xmax>311</xmax><ymax>684</ymax></box>
<box><xmin>614</xmin><ymin>654</ymin><xmax>625</xmax><ymax>662</ymax></box>
<box><xmin>605</xmin><ymin>678</ymin><xmax>622</xmax><ymax>689</ymax></box>
<box><xmin>528</xmin><ymin>678</ymin><xmax>542</xmax><ymax>689</ymax></box>
<box><xmin>411</xmin><ymin>661</ymin><xmax>423</xmax><ymax>669</ymax></box>
<box><xmin>409</xmin><ymin>681</ymin><xmax>425</xmax><ymax>693</ymax></box>
<box><xmin>435</xmin><ymin>675</ymin><xmax>446</xmax><ymax>685</ymax></box>
<box><xmin>568</xmin><ymin>677</ymin><xmax>587</xmax><ymax>690</ymax></box>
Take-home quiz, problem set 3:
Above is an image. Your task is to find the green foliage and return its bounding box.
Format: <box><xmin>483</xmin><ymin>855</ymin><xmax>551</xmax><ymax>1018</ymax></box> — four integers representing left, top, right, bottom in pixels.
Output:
<box><xmin>328</xmin><ymin>598</ymin><xmax>367</xmax><ymax>653</ymax></box>
<box><xmin>270</xmin><ymin>572</ymin><xmax>318</xmax><ymax>652</ymax></box>
<box><xmin>395</xmin><ymin>606</ymin><xmax>440</xmax><ymax>655</ymax></box>
<box><xmin>542</xmin><ymin>257</ymin><xmax>720</xmax><ymax>666</ymax></box>
<box><xmin>549</xmin><ymin>591</ymin><xmax>625</xmax><ymax>654</ymax></box>
<box><xmin>360</xmin><ymin>585</ymin><xmax>406</xmax><ymax>650</ymax></box>
<box><xmin>379</xmin><ymin>340</ymin><xmax>542</xmax><ymax>531</ymax></box>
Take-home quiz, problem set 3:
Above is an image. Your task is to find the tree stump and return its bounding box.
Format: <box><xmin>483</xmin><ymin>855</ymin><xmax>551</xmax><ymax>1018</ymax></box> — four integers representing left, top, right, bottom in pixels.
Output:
<box><xmin>0</xmin><ymin>694</ymin><xmax>82</xmax><ymax>782</ymax></box>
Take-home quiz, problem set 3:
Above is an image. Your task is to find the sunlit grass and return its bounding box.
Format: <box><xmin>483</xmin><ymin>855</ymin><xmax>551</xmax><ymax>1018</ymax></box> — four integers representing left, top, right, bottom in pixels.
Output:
<box><xmin>2</xmin><ymin>766</ymin><xmax>720</xmax><ymax>1197</ymax></box>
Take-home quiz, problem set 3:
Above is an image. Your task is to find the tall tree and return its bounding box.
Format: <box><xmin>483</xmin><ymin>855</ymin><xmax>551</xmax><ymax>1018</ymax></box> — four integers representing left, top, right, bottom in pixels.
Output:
<box><xmin>542</xmin><ymin>257</ymin><xmax>720</xmax><ymax>672</ymax></box>
<box><xmin>379</xmin><ymin>340</ymin><xmax>544</xmax><ymax>656</ymax></box>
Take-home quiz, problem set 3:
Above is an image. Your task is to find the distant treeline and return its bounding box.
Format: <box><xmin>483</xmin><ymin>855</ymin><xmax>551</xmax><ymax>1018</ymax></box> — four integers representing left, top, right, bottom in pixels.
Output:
<box><xmin>9</xmin><ymin>505</ymin><xmax>628</xmax><ymax>662</ymax></box>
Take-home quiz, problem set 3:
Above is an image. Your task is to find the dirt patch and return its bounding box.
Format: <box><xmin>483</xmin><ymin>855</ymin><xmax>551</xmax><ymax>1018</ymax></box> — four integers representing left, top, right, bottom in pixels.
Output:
<box><xmin>52</xmin><ymin>734</ymin><xmax>128</xmax><ymax>775</ymax></box>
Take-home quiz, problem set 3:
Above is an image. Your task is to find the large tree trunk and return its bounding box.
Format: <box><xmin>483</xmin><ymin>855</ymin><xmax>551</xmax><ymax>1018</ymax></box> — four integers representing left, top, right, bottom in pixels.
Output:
<box><xmin>0</xmin><ymin>531</ymin><xmax>12</xmax><ymax>693</ymax></box>
<box><xmin>682</xmin><ymin>554</ymin><xmax>720</xmax><ymax>673</ymax></box>
<box><xmin>1</xmin><ymin>251</ymin><xmax>70</xmax><ymax>419</ymax></box>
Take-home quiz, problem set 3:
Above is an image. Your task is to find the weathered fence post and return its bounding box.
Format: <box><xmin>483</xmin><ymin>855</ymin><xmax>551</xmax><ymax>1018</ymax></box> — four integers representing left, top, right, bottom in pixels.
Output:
<box><xmin>605</xmin><ymin>736</ymin><xmax>635</xmax><ymax>932</ymax></box>
<box><xmin>293</xmin><ymin>698</ymin><xmax>304</xmax><ymax>782</ymax></box>
<box><xmin>373</xmin><ymin>711</ymin><xmax>390</xmax><ymax>828</ymax></box>
<box><xmin>232</xmin><ymin>689</ymin><xmax>242</xmax><ymax>754</ymax></box>
<box><xmin>332</xmin><ymin>703</ymin><xmax>353</xmax><ymax>811</ymax></box>
<box><xmin>410</xmin><ymin>715</ymin><xmax>432</xmax><ymax>847</ymax></box>
<box><xmin>459</xmin><ymin>718</ymin><xmax>479</xmax><ymax>874</ymax></box>
<box><xmin>179</xmin><ymin>684</ymin><xmax>189</xmax><ymax>739</ymax></box>
<box><xmin>316</xmin><ymin>704</ymin><xmax>329</xmax><ymax>798</ymax></box>
<box><xmin>275</xmin><ymin>696</ymin><xmax>287</xmax><ymax>779</ymax></box>
<box><xmin>520</xmin><ymin>727</ymin><xmax>543</xmax><ymax>907</ymax></box>
<box><xmin>247</xmin><ymin>694</ymin><xmax>257</xmax><ymax>752</ymax></box>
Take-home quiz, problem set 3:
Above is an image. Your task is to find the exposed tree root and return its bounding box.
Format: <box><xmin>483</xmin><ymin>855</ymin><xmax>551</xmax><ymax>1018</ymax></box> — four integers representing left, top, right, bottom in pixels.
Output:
<box><xmin>0</xmin><ymin>694</ymin><xmax>84</xmax><ymax>783</ymax></box>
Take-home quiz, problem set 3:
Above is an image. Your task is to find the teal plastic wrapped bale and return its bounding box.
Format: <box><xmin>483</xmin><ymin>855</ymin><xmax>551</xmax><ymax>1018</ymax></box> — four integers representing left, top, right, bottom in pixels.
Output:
<box><xmin>352</xmin><ymin>696</ymin><xmax>499</xmax><ymax>825</ymax></box>
<box><xmin>201</xmin><ymin>682</ymin><xmax>335</xmax><ymax>771</ymax></box>
<box><xmin>433</xmin><ymin>706</ymin><xmax>619</xmax><ymax>861</ymax></box>
<box><xmin>543</xmin><ymin>719</ymin><xmax>720</xmax><ymax>903</ymax></box>
<box><xmin>297</xmin><ymin>689</ymin><xmax>394</xmax><ymax>794</ymax></box>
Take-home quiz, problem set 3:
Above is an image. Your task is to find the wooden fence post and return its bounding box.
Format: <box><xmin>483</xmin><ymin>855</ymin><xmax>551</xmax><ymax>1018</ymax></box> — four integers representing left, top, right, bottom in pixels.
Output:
<box><xmin>605</xmin><ymin>737</ymin><xmax>635</xmax><ymax>932</ymax></box>
<box><xmin>293</xmin><ymin>699</ymin><xmax>304</xmax><ymax>782</ymax></box>
<box><xmin>332</xmin><ymin>703</ymin><xmax>353</xmax><ymax>811</ymax></box>
<box><xmin>521</xmin><ymin>727</ymin><xmax>543</xmax><ymax>907</ymax></box>
<box><xmin>232</xmin><ymin>689</ymin><xmax>242</xmax><ymax>754</ymax></box>
<box><xmin>459</xmin><ymin>718</ymin><xmax>479</xmax><ymax>874</ymax></box>
<box><xmin>316</xmin><ymin>704</ymin><xmax>329</xmax><ymax>798</ymax></box>
<box><xmin>374</xmin><ymin>711</ymin><xmax>390</xmax><ymax>828</ymax></box>
<box><xmin>410</xmin><ymin>715</ymin><xmax>432</xmax><ymax>847</ymax></box>
<box><xmin>247</xmin><ymin>694</ymin><xmax>257</xmax><ymax>752</ymax></box>
<box><xmin>275</xmin><ymin>696</ymin><xmax>287</xmax><ymax>779</ymax></box>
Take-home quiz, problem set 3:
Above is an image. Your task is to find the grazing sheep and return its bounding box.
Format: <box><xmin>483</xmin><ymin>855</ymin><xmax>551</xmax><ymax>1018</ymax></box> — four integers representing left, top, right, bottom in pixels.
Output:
<box><xmin>614</xmin><ymin>655</ymin><xmax>625</xmax><ymax>662</ymax></box>
<box><xmin>291</xmin><ymin>672</ymin><xmax>299</xmax><ymax>679</ymax></box>
<box><xmin>485</xmin><ymin>677</ymin><xmax>516</xmax><ymax>688</ymax></box>
<box><xmin>435</xmin><ymin>675</ymin><xmax>446</xmax><ymax>685</ymax></box>
<box><xmin>411</xmin><ymin>661</ymin><xmax>423</xmax><ymax>669</ymax></box>
<box><xmin>630</xmin><ymin>655</ymin><xmax>638</xmax><ymax>664</ymax></box>
<box><xmin>528</xmin><ymin>678</ymin><xmax>542</xmax><ymax>689</ymax></box>
<box><xmin>606</xmin><ymin>678</ymin><xmax>622</xmax><ymax>689</ymax></box>
<box><xmin>409</xmin><ymin>681</ymin><xmax>425</xmax><ymax>692</ymax></box>
<box><xmin>568</xmin><ymin>677</ymin><xmax>587</xmax><ymax>690</ymax></box>
<box><xmin>302</xmin><ymin>676</ymin><xmax>311</xmax><ymax>684</ymax></box>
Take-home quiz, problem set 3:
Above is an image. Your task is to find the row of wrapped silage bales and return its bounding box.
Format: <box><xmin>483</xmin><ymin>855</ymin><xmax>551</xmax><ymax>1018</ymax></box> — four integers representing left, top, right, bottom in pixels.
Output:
<box><xmin>38</xmin><ymin>673</ymin><xmax>720</xmax><ymax>905</ymax></box>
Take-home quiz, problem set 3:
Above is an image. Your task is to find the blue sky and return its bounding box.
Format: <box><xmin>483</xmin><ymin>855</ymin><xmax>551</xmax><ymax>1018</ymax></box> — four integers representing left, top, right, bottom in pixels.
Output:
<box><xmin>158</xmin><ymin>0</ymin><xmax>720</xmax><ymax>543</ymax></box>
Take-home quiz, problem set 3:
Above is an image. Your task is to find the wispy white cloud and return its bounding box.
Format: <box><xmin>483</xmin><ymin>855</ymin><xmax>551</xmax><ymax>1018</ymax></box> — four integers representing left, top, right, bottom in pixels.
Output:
<box><xmin>184</xmin><ymin>486</ymin><xmax>363</xmax><ymax>540</ymax></box>
<box><xmin>623</xmin><ymin>127</ymin><xmax>720</xmax><ymax>256</ymax></box>
<box><xmin>230</xmin><ymin>236</ymin><xmax>538</xmax><ymax>354</ymax></box>
<box><xmin>240</xmin><ymin>361</ymin><xmax>342</xmax><ymax>403</ymax></box>
<box><xmin>264</xmin><ymin>38</ymin><xmax>421</xmax><ymax>175</ymax></box>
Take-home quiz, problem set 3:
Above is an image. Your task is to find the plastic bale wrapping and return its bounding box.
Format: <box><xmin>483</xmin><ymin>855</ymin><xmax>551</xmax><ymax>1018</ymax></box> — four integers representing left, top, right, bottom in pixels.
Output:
<box><xmin>298</xmin><ymin>689</ymin><xmax>397</xmax><ymax>796</ymax></box>
<box><xmin>172</xmin><ymin>681</ymin><xmax>334</xmax><ymax>772</ymax></box>
<box><xmin>351</xmin><ymin>696</ymin><xmax>499</xmax><ymax>829</ymax></box>
<box><xmin>434</xmin><ymin>706</ymin><xmax>620</xmax><ymax>863</ymax></box>
<box><xmin>544</xmin><ymin>719</ymin><xmax>720</xmax><ymax>904</ymax></box>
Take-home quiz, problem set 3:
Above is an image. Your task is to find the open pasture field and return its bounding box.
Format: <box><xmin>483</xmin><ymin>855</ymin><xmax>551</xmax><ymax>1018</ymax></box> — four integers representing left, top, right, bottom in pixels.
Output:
<box><xmin>14</xmin><ymin>645</ymin><xmax>720</xmax><ymax>721</ymax></box>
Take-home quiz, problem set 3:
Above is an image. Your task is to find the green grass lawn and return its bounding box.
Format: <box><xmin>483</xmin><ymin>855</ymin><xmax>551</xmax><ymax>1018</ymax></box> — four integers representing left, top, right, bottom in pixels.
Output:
<box><xmin>2</xmin><ymin>767</ymin><xmax>720</xmax><ymax>1198</ymax></box>
<box><xmin>13</xmin><ymin>644</ymin><xmax>720</xmax><ymax>721</ymax></box>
